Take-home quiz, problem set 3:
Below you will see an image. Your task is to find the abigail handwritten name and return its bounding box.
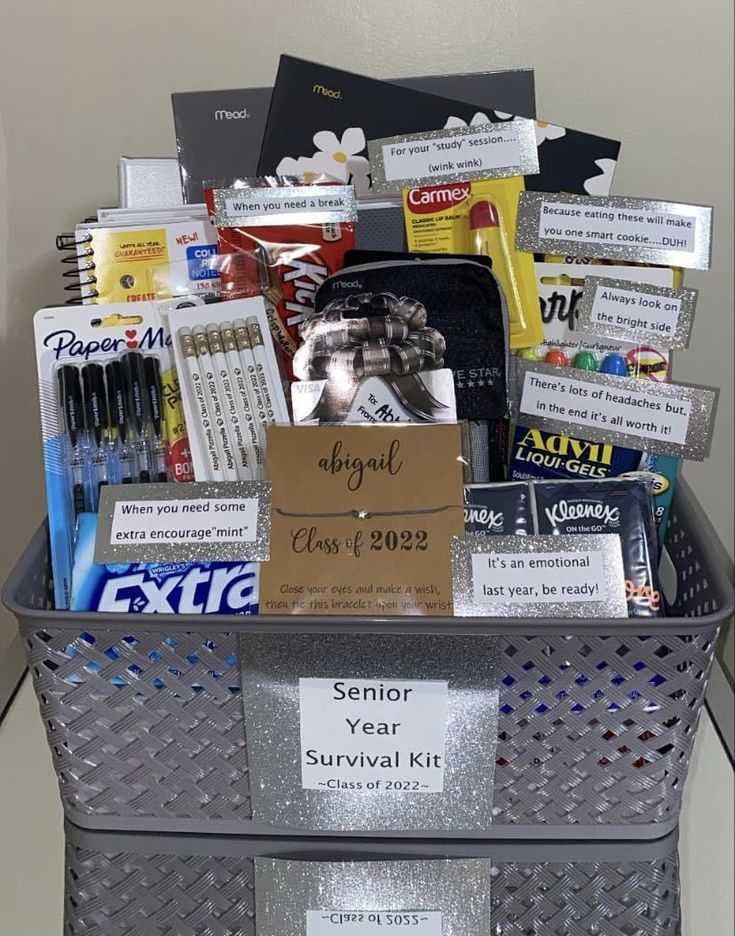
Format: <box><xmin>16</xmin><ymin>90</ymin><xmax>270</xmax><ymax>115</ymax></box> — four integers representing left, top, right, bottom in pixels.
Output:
<box><xmin>319</xmin><ymin>439</ymin><xmax>403</xmax><ymax>492</ymax></box>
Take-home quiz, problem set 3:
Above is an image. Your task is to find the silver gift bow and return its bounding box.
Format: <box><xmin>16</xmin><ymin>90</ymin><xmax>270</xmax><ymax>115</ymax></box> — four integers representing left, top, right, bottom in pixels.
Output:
<box><xmin>294</xmin><ymin>292</ymin><xmax>448</xmax><ymax>422</ymax></box>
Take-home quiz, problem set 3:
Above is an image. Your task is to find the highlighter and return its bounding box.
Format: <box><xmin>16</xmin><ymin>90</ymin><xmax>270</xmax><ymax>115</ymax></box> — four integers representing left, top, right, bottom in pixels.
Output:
<box><xmin>469</xmin><ymin>198</ymin><xmax>524</xmax><ymax>339</ymax></box>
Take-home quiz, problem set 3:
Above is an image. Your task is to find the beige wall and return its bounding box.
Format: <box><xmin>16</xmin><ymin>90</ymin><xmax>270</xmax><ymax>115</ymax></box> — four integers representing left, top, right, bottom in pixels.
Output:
<box><xmin>0</xmin><ymin>1</ymin><xmax>732</xmax><ymax>653</ymax></box>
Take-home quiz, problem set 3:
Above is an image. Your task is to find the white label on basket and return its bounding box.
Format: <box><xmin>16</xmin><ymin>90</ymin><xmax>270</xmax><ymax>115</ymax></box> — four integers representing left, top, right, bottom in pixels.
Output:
<box><xmin>213</xmin><ymin>185</ymin><xmax>358</xmax><ymax>226</ymax></box>
<box><xmin>512</xmin><ymin>360</ymin><xmax>717</xmax><ymax>460</ymax></box>
<box><xmin>520</xmin><ymin>369</ymin><xmax>691</xmax><ymax>444</ymax></box>
<box><xmin>472</xmin><ymin>548</ymin><xmax>605</xmax><ymax>605</ymax></box>
<box><xmin>111</xmin><ymin>497</ymin><xmax>258</xmax><ymax>542</ymax></box>
<box><xmin>451</xmin><ymin>532</ymin><xmax>629</xmax><ymax>618</ymax></box>
<box><xmin>574</xmin><ymin>276</ymin><xmax>697</xmax><ymax>350</ymax></box>
<box><xmin>299</xmin><ymin>678</ymin><xmax>449</xmax><ymax>793</ymax></box>
<box><xmin>367</xmin><ymin>121</ymin><xmax>538</xmax><ymax>194</ymax></box>
<box><xmin>95</xmin><ymin>481</ymin><xmax>271</xmax><ymax>563</ymax></box>
<box><xmin>515</xmin><ymin>193</ymin><xmax>713</xmax><ymax>269</ymax></box>
<box><xmin>383</xmin><ymin>127</ymin><xmax>522</xmax><ymax>180</ymax></box>
<box><xmin>539</xmin><ymin>202</ymin><xmax>697</xmax><ymax>252</ymax></box>
<box><xmin>307</xmin><ymin>911</ymin><xmax>443</xmax><ymax>936</ymax></box>
<box><xmin>591</xmin><ymin>286</ymin><xmax>682</xmax><ymax>334</ymax></box>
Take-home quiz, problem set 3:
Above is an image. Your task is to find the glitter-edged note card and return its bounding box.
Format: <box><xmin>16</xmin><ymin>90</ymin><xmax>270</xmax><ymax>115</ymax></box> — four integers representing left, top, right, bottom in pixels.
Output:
<box><xmin>254</xmin><ymin>858</ymin><xmax>494</xmax><ymax>936</ymax></box>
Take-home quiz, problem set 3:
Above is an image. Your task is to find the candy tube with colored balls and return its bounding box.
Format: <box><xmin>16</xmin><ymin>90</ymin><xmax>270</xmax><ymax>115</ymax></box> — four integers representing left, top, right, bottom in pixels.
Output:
<box><xmin>177</xmin><ymin>327</ymin><xmax>226</xmax><ymax>482</ymax></box>
<box><xmin>206</xmin><ymin>323</ymin><xmax>256</xmax><ymax>481</ymax></box>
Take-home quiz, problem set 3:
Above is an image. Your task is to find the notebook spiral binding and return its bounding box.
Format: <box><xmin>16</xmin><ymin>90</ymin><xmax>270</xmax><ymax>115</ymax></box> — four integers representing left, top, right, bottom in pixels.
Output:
<box><xmin>56</xmin><ymin>232</ymin><xmax>99</xmax><ymax>304</ymax></box>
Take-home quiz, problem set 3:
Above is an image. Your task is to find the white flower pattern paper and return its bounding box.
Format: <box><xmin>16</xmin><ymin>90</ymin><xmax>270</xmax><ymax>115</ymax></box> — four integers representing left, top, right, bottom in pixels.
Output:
<box><xmin>583</xmin><ymin>157</ymin><xmax>617</xmax><ymax>195</ymax></box>
<box><xmin>535</xmin><ymin>121</ymin><xmax>567</xmax><ymax>145</ymax></box>
<box><xmin>277</xmin><ymin>128</ymin><xmax>371</xmax><ymax>193</ymax></box>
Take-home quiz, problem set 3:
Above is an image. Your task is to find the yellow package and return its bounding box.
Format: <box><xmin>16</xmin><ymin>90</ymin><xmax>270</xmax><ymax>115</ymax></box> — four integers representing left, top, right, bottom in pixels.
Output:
<box><xmin>543</xmin><ymin>254</ymin><xmax>684</xmax><ymax>289</ymax></box>
<box><xmin>403</xmin><ymin>177</ymin><xmax>544</xmax><ymax>349</ymax></box>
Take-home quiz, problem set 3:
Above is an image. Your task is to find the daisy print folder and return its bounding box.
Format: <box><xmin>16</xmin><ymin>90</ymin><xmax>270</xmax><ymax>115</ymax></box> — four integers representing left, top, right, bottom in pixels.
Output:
<box><xmin>258</xmin><ymin>56</ymin><xmax>621</xmax><ymax>197</ymax></box>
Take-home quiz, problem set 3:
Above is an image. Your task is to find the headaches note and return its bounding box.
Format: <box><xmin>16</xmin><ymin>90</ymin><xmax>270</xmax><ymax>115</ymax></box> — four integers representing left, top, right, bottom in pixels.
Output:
<box><xmin>259</xmin><ymin>424</ymin><xmax>465</xmax><ymax>616</ymax></box>
<box><xmin>513</xmin><ymin>360</ymin><xmax>717</xmax><ymax>461</ymax></box>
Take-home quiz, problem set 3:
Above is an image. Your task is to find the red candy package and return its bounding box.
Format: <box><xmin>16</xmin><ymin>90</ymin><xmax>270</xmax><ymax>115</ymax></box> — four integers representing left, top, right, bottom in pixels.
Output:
<box><xmin>205</xmin><ymin>178</ymin><xmax>357</xmax><ymax>380</ymax></box>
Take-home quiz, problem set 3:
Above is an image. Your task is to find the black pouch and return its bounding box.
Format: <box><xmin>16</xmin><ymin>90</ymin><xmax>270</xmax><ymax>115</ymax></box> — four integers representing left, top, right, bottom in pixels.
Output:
<box><xmin>311</xmin><ymin>254</ymin><xmax>509</xmax><ymax>422</ymax></box>
<box><xmin>532</xmin><ymin>477</ymin><xmax>664</xmax><ymax>618</ymax></box>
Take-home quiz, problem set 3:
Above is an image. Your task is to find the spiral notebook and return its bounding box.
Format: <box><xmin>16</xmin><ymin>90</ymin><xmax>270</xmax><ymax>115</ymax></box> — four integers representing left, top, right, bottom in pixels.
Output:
<box><xmin>56</xmin><ymin>217</ymin><xmax>219</xmax><ymax>304</ymax></box>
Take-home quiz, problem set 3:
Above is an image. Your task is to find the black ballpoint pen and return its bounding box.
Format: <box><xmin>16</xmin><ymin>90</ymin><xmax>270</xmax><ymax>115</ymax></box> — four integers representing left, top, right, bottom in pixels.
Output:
<box><xmin>122</xmin><ymin>351</ymin><xmax>153</xmax><ymax>483</ymax></box>
<box><xmin>58</xmin><ymin>365</ymin><xmax>88</xmax><ymax>517</ymax></box>
<box><xmin>105</xmin><ymin>359</ymin><xmax>137</xmax><ymax>483</ymax></box>
<box><xmin>82</xmin><ymin>362</ymin><xmax>112</xmax><ymax>509</ymax></box>
<box><xmin>143</xmin><ymin>356</ymin><xmax>169</xmax><ymax>482</ymax></box>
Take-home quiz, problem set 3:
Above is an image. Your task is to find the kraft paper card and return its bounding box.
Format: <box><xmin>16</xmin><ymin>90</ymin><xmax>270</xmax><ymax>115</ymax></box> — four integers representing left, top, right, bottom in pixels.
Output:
<box><xmin>259</xmin><ymin>424</ymin><xmax>464</xmax><ymax>616</ymax></box>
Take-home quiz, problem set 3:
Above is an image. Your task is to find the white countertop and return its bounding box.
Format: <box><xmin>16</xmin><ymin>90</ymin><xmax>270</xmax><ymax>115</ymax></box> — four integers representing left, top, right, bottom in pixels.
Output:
<box><xmin>0</xmin><ymin>674</ymin><xmax>732</xmax><ymax>935</ymax></box>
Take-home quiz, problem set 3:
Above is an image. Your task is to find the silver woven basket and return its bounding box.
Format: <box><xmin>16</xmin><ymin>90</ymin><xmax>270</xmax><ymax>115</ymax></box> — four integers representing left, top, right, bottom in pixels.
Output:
<box><xmin>4</xmin><ymin>480</ymin><xmax>732</xmax><ymax>839</ymax></box>
<box><xmin>63</xmin><ymin>823</ymin><xmax>682</xmax><ymax>936</ymax></box>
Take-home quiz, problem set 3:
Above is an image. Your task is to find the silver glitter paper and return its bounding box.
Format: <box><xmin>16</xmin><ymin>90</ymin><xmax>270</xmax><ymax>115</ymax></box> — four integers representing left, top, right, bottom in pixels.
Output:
<box><xmin>254</xmin><ymin>858</ymin><xmax>493</xmax><ymax>936</ymax></box>
<box><xmin>451</xmin><ymin>533</ymin><xmax>628</xmax><ymax>618</ymax></box>
<box><xmin>515</xmin><ymin>191</ymin><xmax>713</xmax><ymax>270</ymax></box>
<box><xmin>213</xmin><ymin>185</ymin><xmax>358</xmax><ymax>228</ymax></box>
<box><xmin>368</xmin><ymin>119</ymin><xmax>539</xmax><ymax>194</ymax></box>
<box><xmin>239</xmin><ymin>634</ymin><xmax>500</xmax><ymax>832</ymax></box>
<box><xmin>95</xmin><ymin>481</ymin><xmax>271</xmax><ymax>564</ymax></box>
<box><xmin>511</xmin><ymin>359</ymin><xmax>718</xmax><ymax>461</ymax></box>
<box><xmin>574</xmin><ymin>275</ymin><xmax>697</xmax><ymax>350</ymax></box>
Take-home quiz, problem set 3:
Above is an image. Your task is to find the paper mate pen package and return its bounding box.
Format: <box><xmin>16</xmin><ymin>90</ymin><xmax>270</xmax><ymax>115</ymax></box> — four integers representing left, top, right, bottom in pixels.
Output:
<box><xmin>70</xmin><ymin>514</ymin><xmax>258</xmax><ymax>613</ymax></box>
<box><xmin>403</xmin><ymin>177</ymin><xmax>543</xmax><ymax>349</ymax></box>
<box><xmin>532</xmin><ymin>477</ymin><xmax>664</xmax><ymax>618</ymax></box>
<box><xmin>463</xmin><ymin>483</ymin><xmax>533</xmax><ymax>535</ymax></box>
<box><xmin>34</xmin><ymin>302</ymin><xmax>183</xmax><ymax>608</ymax></box>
